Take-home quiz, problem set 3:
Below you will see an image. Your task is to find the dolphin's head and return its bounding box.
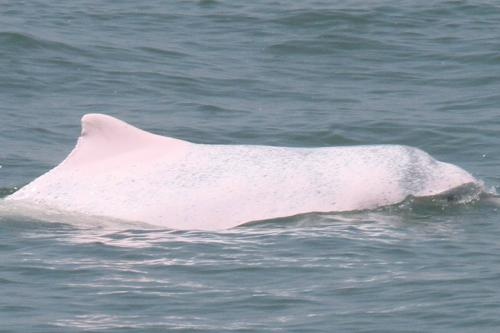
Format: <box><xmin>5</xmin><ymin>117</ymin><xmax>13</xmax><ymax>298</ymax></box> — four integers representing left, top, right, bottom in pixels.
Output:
<box><xmin>416</xmin><ymin>160</ymin><xmax>481</xmax><ymax>199</ymax></box>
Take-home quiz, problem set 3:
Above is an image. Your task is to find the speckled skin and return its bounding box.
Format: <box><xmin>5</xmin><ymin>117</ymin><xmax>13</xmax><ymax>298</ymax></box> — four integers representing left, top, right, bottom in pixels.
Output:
<box><xmin>6</xmin><ymin>114</ymin><xmax>479</xmax><ymax>230</ymax></box>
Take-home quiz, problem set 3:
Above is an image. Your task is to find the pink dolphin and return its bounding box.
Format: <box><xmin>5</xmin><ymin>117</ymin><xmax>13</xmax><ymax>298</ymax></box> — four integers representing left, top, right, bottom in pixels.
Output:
<box><xmin>6</xmin><ymin>114</ymin><xmax>481</xmax><ymax>230</ymax></box>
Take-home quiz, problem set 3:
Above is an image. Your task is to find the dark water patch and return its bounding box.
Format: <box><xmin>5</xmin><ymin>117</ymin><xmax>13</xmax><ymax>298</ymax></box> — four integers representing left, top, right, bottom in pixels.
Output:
<box><xmin>447</xmin><ymin>50</ymin><xmax>500</xmax><ymax>65</ymax></box>
<box><xmin>198</xmin><ymin>0</ymin><xmax>219</xmax><ymax>7</ymax></box>
<box><xmin>274</xmin><ymin>9</ymin><xmax>377</xmax><ymax>29</ymax></box>
<box><xmin>415</xmin><ymin>1</ymin><xmax>500</xmax><ymax>18</ymax></box>
<box><xmin>99</xmin><ymin>70</ymin><xmax>205</xmax><ymax>94</ymax></box>
<box><xmin>0</xmin><ymin>277</ymin><xmax>19</xmax><ymax>285</ymax></box>
<box><xmin>136</xmin><ymin>46</ymin><xmax>188</xmax><ymax>59</ymax></box>
<box><xmin>0</xmin><ymin>305</ymin><xmax>35</xmax><ymax>312</ymax></box>
<box><xmin>194</xmin><ymin>104</ymin><xmax>245</xmax><ymax>119</ymax></box>
<box><xmin>288</xmin><ymin>131</ymin><xmax>359</xmax><ymax>147</ymax></box>
<box><xmin>202</xmin><ymin>13</ymin><xmax>262</xmax><ymax>25</ymax></box>
<box><xmin>3</xmin><ymin>127</ymin><xmax>68</xmax><ymax>145</ymax></box>
<box><xmin>0</xmin><ymin>187</ymin><xmax>18</xmax><ymax>198</ymax></box>
<box><xmin>434</xmin><ymin>93</ymin><xmax>500</xmax><ymax>112</ymax></box>
<box><xmin>86</xmin><ymin>11</ymin><xmax>181</xmax><ymax>24</ymax></box>
<box><xmin>3</xmin><ymin>264</ymin><xmax>94</xmax><ymax>280</ymax></box>
<box><xmin>267</xmin><ymin>35</ymin><xmax>396</xmax><ymax>56</ymax></box>
<box><xmin>0</xmin><ymin>31</ymin><xmax>84</xmax><ymax>54</ymax></box>
<box><xmin>426</xmin><ymin>74</ymin><xmax>500</xmax><ymax>88</ymax></box>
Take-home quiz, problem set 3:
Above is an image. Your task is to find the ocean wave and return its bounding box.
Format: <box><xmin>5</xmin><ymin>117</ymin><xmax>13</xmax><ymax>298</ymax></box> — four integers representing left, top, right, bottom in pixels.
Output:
<box><xmin>0</xmin><ymin>31</ymin><xmax>84</xmax><ymax>54</ymax></box>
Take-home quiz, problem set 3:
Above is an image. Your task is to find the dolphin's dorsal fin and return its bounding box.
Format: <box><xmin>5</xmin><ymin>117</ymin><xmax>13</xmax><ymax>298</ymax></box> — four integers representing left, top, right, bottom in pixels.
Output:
<box><xmin>60</xmin><ymin>114</ymin><xmax>188</xmax><ymax>168</ymax></box>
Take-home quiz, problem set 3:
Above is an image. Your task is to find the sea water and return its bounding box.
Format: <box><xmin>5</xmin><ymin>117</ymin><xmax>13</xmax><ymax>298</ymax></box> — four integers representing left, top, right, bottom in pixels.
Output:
<box><xmin>1</xmin><ymin>1</ymin><xmax>500</xmax><ymax>332</ymax></box>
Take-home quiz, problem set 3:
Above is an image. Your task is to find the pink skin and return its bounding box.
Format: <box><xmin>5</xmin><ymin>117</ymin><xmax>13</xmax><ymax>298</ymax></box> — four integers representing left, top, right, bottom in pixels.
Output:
<box><xmin>6</xmin><ymin>114</ymin><xmax>480</xmax><ymax>230</ymax></box>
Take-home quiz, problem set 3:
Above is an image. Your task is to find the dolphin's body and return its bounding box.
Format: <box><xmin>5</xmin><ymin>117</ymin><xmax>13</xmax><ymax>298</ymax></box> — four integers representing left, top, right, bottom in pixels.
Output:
<box><xmin>6</xmin><ymin>114</ymin><xmax>480</xmax><ymax>230</ymax></box>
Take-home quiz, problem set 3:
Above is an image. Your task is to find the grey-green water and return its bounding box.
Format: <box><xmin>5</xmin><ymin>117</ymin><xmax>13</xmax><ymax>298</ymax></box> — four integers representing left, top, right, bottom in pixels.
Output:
<box><xmin>1</xmin><ymin>1</ymin><xmax>500</xmax><ymax>332</ymax></box>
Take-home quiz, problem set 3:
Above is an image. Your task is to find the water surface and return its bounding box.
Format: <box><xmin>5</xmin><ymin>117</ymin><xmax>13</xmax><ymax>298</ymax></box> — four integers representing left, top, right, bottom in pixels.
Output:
<box><xmin>1</xmin><ymin>1</ymin><xmax>500</xmax><ymax>332</ymax></box>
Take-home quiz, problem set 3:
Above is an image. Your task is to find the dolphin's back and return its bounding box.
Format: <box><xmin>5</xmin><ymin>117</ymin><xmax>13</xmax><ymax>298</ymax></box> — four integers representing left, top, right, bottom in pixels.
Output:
<box><xmin>7</xmin><ymin>114</ymin><xmax>479</xmax><ymax>230</ymax></box>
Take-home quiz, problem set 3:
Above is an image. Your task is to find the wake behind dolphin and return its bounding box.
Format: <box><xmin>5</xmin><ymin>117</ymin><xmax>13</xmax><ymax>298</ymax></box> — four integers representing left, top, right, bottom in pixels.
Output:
<box><xmin>5</xmin><ymin>114</ymin><xmax>483</xmax><ymax>230</ymax></box>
